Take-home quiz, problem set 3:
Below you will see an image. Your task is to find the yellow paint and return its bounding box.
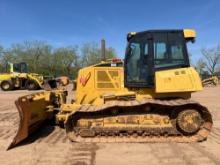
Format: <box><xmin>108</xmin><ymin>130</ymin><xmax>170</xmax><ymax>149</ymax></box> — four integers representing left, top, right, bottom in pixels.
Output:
<box><xmin>0</xmin><ymin>73</ymin><xmax>12</xmax><ymax>82</ymax></box>
<box><xmin>155</xmin><ymin>67</ymin><xmax>203</xmax><ymax>93</ymax></box>
<box><xmin>9</xmin><ymin>63</ymin><xmax>13</xmax><ymax>73</ymax></box>
<box><xmin>183</xmin><ymin>29</ymin><xmax>196</xmax><ymax>39</ymax></box>
<box><xmin>129</xmin><ymin>32</ymin><xmax>137</xmax><ymax>35</ymax></box>
<box><xmin>202</xmin><ymin>76</ymin><xmax>219</xmax><ymax>86</ymax></box>
<box><xmin>73</xmin><ymin>61</ymin><xmax>201</xmax><ymax>106</ymax></box>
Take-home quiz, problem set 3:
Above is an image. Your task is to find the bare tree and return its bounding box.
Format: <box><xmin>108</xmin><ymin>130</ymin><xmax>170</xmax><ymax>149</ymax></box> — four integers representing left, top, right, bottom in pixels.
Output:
<box><xmin>201</xmin><ymin>45</ymin><xmax>220</xmax><ymax>75</ymax></box>
<box><xmin>195</xmin><ymin>58</ymin><xmax>206</xmax><ymax>75</ymax></box>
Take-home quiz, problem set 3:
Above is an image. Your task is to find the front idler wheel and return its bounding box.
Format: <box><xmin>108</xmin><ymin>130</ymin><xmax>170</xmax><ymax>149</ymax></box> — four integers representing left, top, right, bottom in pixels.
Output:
<box><xmin>177</xmin><ymin>109</ymin><xmax>202</xmax><ymax>135</ymax></box>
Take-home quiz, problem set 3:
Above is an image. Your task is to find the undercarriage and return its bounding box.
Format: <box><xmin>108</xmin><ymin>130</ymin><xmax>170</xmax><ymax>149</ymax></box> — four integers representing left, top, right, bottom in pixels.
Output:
<box><xmin>66</xmin><ymin>99</ymin><xmax>212</xmax><ymax>143</ymax></box>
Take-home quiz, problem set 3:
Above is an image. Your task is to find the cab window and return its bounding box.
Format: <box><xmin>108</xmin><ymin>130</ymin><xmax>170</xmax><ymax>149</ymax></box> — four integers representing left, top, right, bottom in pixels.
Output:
<box><xmin>154</xmin><ymin>32</ymin><xmax>187</xmax><ymax>68</ymax></box>
<box><xmin>126</xmin><ymin>42</ymin><xmax>141</xmax><ymax>82</ymax></box>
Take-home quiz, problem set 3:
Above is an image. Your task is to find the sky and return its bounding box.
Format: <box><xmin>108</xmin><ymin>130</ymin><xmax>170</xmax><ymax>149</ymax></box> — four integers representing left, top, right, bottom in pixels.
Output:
<box><xmin>0</xmin><ymin>0</ymin><xmax>220</xmax><ymax>64</ymax></box>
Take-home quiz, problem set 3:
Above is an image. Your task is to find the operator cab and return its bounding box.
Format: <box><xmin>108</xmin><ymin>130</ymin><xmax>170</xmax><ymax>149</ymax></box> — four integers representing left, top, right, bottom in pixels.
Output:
<box><xmin>4</xmin><ymin>62</ymin><xmax>28</xmax><ymax>73</ymax></box>
<box><xmin>125</xmin><ymin>29</ymin><xmax>195</xmax><ymax>87</ymax></box>
<box><xmin>12</xmin><ymin>62</ymin><xmax>28</xmax><ymax>73</ymax></box>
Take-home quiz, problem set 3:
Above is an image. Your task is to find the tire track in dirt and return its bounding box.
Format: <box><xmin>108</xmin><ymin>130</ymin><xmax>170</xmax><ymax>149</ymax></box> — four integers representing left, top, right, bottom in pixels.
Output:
<box><xmin>0</xmin><ymin>112</ymin><xmax>19</xmax><ymax>126</ymax></box>
<box><xmin>34</xmin><ymin>127</ymin><xmax>66</xmax><ymax>144</ymax></box>
<box><xmin>67</xmin><ymin>143</ymin><xmax>99</xmax><ymax>165</ymax></box>
<box><xmin>209</xmin><ymin>127</ymin><xmax>220</xmax><ymax>144</ymax></box>
<box><xmin>0</xmin><ymin>104</ymin><xmax>14</xmax><ymax>109</ymax></box>
<box><xmin>29</xmin><ymin>143</ymin><xmax>98</xmax><ymax>165</ymax></box>
<box><xmin>191</xmin><ymin>143</ymin><xmax>220</xmax><ymax>165</ymax></box>
<box><xmin>176</xmin><ymin>143</ymin><xmax>220</xmax><ymax>165</ymax></box>
<box><xmin>43</xmin><ymin>128</ymin><xmax>61</xmax><ymax>143</ymax></box>
<box><xmin>0</xmin><ymin>112</ymin><xmax>17</xmax><ymax>120</ymax></box>
<box><xmin>149</xmin><ymin>143</ymin><xmax>186</xmax><ymax>164</ymax></box>
<box><xmin>149</xmin><ymin>143</ymin><xmax>220</xmax><ymax>165</ymax></box>
<box><xmin>30</xmin><ymin>127</ymin><xmax>98</xmax><ymax>165</ymax></box>
<box><xmin>0</xmin><ymin>128</ymin><xmax>16</xmax><ymax>140</ymax></box>
<box><xmin>50</xmin><ymin>129</ymin><xmax>67</xmax><ymax>144</ymax></box>
<box><xmin>31</xmin><ymin>144</ymin><xmax>68</xmax><ymax>165</ymax></box>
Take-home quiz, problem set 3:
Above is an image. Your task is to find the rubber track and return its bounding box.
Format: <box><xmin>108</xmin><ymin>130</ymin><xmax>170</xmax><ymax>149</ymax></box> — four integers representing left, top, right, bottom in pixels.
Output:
<box><xmin>66</xmin><ymin>98</ymin><xmax>213</xmax><ymax>143</ymax></box>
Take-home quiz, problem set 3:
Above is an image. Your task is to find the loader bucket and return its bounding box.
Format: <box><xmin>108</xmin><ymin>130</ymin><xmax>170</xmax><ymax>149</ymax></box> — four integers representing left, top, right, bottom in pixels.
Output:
<box><xmin>43</xmin><ymin>79</ymin><xmax>57</xmax><ymax>90</ymax></box>
<box><xmin>43</xmin><ymin>76</ymin><xmax>70</xmax><ymax>90</ymax></box>
<box><xmin>7</xmin><ymin>92</ymin><xmax>55</xmax><ymax>149</ymax></box>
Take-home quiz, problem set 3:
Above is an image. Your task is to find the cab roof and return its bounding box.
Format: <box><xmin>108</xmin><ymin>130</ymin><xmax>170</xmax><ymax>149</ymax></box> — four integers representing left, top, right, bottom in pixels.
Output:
<box><xmin>127</xmin><ymin>29</ymin><xmax>196</xmax><ymax>41</ymax></box>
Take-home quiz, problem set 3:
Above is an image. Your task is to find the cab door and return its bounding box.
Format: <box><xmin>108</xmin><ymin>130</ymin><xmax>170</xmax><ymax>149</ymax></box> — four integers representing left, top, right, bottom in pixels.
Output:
<box><xmin>125</xmin><ymin>33</ymin><xmax>153</xmax><ymax>87</ymax></box>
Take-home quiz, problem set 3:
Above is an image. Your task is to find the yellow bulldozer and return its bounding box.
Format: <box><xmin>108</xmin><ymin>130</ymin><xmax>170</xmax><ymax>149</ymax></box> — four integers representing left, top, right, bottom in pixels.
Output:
<box><xmin>8</xmin><ymin>29</ymin><xmax>213</xmax><ymax>149</ymax></box>
<box><xmin>0</xmin><ymin>62</ymin><xmax>57</xmax><ymax>91</ymax></box>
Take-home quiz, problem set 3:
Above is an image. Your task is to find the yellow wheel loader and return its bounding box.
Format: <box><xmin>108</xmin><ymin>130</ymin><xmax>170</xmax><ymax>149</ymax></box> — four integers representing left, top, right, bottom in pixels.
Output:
<box><xmin>0</xmin><ymin>62</ymin><xmax>57</xmax><ymax>91</ymax></box>
<box><xmin>8</xmin><ymin>29</ymin><xmax>212</xmax><ymax>149</ymax></box>
<box><xmin>202</xmin><ymin>76</ymin><xmax>219</xmax><ymax>87</ymax></box>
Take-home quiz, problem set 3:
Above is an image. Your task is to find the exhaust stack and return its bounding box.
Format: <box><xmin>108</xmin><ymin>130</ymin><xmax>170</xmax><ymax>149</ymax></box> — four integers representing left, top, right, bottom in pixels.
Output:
<box><xmin>101</xmin><ymin>39</ymin><xmax>106</xmax><ymax>61</ymax></box>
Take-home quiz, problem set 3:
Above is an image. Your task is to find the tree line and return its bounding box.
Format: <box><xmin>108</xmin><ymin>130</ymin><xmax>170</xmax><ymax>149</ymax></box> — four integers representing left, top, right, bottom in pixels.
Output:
<box><xmin>195</xmin><ymin>44</ymin><xmax>220</xmax><ymax>79</ymax></box>
<box><xmin>0</xmin><ymin>41</ymin><xmax>117</xmax><ymax>79</ymax></box>
<box><xmin>0</xmin><ymin>40</ymin><xmax>219</xmax><ymax>80</ymax></box>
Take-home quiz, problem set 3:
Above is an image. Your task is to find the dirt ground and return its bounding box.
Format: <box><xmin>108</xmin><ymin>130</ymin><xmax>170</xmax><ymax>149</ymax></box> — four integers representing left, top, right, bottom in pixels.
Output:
<box><xmin>0</xmin><ymin>86</ymin><xmax>220</xmax><ymax>165</ymax></box>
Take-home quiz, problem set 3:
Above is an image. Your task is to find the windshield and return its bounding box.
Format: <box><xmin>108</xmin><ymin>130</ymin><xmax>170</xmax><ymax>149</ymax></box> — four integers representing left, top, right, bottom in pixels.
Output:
<box><xmin>154</xmin><ymin>32</ymin><xmax>187</xmax><ymax>68</ymax></box>
<box><xmin>13</xmin><ymin>63</ymin><xmax>28</xmax><ymax>73</ymax></box>
<box><xmin>20</xmin><ymin>63</ymin><xmax>28</xmax><ymax>73</ymax></box>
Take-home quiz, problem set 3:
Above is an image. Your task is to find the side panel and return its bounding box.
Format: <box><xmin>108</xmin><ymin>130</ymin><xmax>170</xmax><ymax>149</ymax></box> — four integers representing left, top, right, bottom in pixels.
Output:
<box><xmin>75</xmin><ymin>66</ymin><xmax>125</xmax><ymax>105</ymax></box>
<box><xmin>0</xmin><ymin>73</ymin><xmax>13</xmax><ymax>81</ymax></box>
<box><xmin>95</xmin><ymin>68</ymin><xmax>122</xmax><ymax>90</ymax></box>
<box><xmin>75</xmin><ymin>67</ymin><xmax>96</xmax><ymax>104</ymax></box>
<box><xmin>155</xmin><ymin>67</ymin><xmax>202</xmax><ymax>93</ymax></box>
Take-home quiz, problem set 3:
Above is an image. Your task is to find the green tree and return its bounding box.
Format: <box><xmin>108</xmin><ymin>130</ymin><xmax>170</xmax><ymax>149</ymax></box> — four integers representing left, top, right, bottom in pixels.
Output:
<box><xmin>0</xmin><ymin>45</ymin><xmax>5</xmax><ymax>72</ymax></box>
<box><xmin>80</xmin><ymin>42</ymin><xmax>117</xmax><ymax>67</ymax></box>
<box><xmin>52</xmin><ymin>46</ymin><xmax>79</xmax><ymax>78</ymax></box>
<box><xmin>9</xmin><ymin>41</ymin><xmax>52</xmax><ymax>73</ymax></box>
<box><xmin>0</xmin><ymin>40</ymin><xmax>117</xmax><ymax>79</ymax></box>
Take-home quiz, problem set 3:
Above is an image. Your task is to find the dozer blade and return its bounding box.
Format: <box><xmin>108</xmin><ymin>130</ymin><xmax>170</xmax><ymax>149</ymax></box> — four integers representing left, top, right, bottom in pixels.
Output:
<box><xmin>7</xmin><ymin>91</ymin><xmax>65</xmax><ymax>150</ymax></box>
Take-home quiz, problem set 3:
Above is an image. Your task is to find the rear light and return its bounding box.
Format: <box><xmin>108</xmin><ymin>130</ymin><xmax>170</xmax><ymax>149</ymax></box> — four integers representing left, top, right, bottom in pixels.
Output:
<box><xmin>112</xmin><ymin>58</ymin><xmax>121</xmax><ymax>63</ymax></box>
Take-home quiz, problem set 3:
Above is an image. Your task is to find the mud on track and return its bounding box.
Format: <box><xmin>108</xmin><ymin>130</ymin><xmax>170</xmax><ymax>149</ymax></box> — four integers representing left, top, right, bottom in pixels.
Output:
<box><xmin>0</xmin><ymin>86</ymin><xmax>220</xmax><ymax>165</ymax></box>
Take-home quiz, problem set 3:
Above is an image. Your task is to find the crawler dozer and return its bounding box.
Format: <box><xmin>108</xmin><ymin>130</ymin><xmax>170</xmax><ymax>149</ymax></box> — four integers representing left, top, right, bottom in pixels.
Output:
<box><xmin>8</xmin><ymin>29</ymin><xmax>213</xmax><ymax>149</ymax></box>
